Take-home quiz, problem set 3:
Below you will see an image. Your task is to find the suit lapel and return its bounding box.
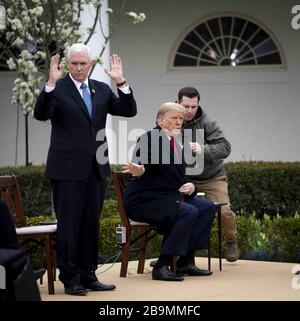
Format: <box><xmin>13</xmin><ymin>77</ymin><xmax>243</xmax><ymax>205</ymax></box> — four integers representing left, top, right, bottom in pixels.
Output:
<box><xmin>89</xmin><ymin>80</ymin><xmax>98</xmax><ymax>120</ymax></box>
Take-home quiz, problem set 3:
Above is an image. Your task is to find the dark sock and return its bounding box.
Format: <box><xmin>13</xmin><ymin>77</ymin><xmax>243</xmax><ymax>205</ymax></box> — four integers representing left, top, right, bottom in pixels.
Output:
<box><xmin>177</xmin><ymin>250</ymin><xmax>194</xmax><ymax>267</ymax></box>
<box><xmin>155</xmin><ymin>254</ymin><xmax>172</xmax><ymax>268</ymax></box>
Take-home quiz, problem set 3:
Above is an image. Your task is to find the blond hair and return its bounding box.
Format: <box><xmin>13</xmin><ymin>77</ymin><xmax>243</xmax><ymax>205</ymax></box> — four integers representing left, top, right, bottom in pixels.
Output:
<box><xmin>156</xmin><ymin>102</ymin><xmax>185</xmax><ymax>121</ymax></box>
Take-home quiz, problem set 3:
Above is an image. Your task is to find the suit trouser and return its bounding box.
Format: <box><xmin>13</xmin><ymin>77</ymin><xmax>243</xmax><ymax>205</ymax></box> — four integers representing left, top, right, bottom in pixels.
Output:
<box><xmin>160</xmin><ymin>198</ymin><xmax>215</xmax><ymax>256</ymax></box>
<box><xmin>193</xmin><ymin>176</ymin><xmax>237</xmax><ymax>242</ymax></box>
<box><xmin>51</xmin><ymin>162</ymin><xmax>106</xmax><ymax>287</ymax></box>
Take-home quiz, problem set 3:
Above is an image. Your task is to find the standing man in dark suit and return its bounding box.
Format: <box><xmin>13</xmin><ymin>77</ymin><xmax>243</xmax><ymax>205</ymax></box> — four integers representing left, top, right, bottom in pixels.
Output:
<box><xmin>34</xmin><ymin>43</ymin><xmax>137</xmax><ymax>295</ymax></box>
<box><xmin>123</xmin><ymin>102</ymin><xmax>215</xmax><ymax>281</ymax></box>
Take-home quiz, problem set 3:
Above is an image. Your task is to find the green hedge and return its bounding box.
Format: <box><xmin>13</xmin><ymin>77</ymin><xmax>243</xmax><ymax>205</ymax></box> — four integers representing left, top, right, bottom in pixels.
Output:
<box><xmin>0</xmin><ymin>165</ymin><xmax>52</xmax><ymax>216</ymax></box>
<box><xmin>1</xmin><ymin>162</ymin><xmax>299</xmax><ymax>217</ymax></box>
<box><xmin>225</xmin><ymin>161</ymin><xmax>300</xmax><ymax>217</ymax></box>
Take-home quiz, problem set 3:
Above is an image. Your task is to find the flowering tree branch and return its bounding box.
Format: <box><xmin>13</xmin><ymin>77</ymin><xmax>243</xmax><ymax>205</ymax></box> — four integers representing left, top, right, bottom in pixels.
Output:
<box><xmin>0</xmin><ymin>0</ymin><xmax>146</xmax><ymax>115</ymax></box>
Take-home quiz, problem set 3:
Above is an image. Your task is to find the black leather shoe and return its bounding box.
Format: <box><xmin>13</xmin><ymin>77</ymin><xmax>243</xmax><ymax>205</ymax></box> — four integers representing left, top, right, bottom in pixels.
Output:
<box><xmin>152</xmin><ymin>265</ymin><xmax>184</xmax><ymax>281</ymax></box>
<box><xmin>33</xmin><ymin>268</ymin><xmax>46</xmax><ymax>280</ymax></box>
<box><xmin>65</xmin><ymin>284</ymin><xmax>88</xmax><ymax>296</ymax></box>
<box><xmin>177</xmin><ymin>263</ymin><xmax>213</xmax><ymax>276</ymax></box>
<box><xmin>82</xmin><ymin>281</ymin><xmax>116</xmax><ymax>291</ymax></box>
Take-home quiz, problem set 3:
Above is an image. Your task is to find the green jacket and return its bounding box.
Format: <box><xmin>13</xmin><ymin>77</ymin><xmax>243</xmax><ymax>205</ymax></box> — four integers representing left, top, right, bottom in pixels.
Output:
<box><xmin>183</xmin><ymin>107</ymin><xmax>231</xmax><ymax>181</ymax></box>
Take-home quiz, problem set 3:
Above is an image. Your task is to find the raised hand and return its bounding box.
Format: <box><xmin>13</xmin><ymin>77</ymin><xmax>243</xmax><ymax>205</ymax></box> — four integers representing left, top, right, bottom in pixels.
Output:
<box><xmin>47</xmin><ymin>54</ymin><xmax>64</xmax><ymax>86</ymax></box>
<box><xmin>104</xmin><ymin>54</ymin><xmax>125</xmax><ymax>84</ymax></box>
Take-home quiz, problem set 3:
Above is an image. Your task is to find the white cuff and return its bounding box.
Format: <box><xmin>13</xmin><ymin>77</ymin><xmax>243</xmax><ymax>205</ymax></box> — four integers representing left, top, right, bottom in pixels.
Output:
<box><xmin>45</xmin><ymin>84</ymin><xmax>55</xmax><ymax>93</ymax></box>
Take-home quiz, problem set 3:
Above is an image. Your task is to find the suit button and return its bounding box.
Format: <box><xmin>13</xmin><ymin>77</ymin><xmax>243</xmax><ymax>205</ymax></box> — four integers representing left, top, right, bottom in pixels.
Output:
<box><xmin>176</xmin><ymin>200</ymin><xmax>180</xmax><ymax>204</ymax></box>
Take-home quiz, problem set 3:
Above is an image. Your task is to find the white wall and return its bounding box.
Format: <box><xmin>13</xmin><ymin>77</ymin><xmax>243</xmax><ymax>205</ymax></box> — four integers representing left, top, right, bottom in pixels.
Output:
<box><xmin>1</xmin><ymin>0</ymin><xmax>299</xmax><ymax>166</ymax></box>
<box><xmin>109</xmin><ymin>0</ymin><xmax>300</xmax><ymax>161</ymax></box>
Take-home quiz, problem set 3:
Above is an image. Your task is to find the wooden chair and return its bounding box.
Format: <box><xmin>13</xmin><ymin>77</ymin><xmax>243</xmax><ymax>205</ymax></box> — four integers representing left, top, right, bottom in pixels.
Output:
<box><xmin>195</xmin><ymin>192</ymin><xmax>226</xmax><ymax>271</ymax></box>
<box><xmin>112</xmin><ymin>171</ymin><xmax>176</xmax><ymax>277</ymax></box>
<box><xmin>0</xmin><ymin>175</ymin><xmax>57</xmax><ymax>294</ymax></box>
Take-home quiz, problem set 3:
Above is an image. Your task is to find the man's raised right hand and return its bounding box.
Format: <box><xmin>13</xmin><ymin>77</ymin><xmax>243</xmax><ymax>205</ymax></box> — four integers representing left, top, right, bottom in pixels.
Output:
<box><xmin>47</xmin><ymin>54</ymin><xmax>64</xmax><ymax>87</ymax></box>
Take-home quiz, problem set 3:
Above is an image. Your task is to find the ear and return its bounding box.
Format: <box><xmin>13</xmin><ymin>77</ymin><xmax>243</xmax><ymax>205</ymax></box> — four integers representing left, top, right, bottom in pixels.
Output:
<box><xmin>157</xmin><ymin>117</ymin><xmax>164</xmax><ymax>127</ymax></box>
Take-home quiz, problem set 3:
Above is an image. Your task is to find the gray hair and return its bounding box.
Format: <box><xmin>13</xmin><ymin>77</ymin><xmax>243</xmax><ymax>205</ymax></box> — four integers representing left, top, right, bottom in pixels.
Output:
<box><xmin>67</xmin><ymin>43</ymin><xmax>92</xmax><ymax>61</ymax></box>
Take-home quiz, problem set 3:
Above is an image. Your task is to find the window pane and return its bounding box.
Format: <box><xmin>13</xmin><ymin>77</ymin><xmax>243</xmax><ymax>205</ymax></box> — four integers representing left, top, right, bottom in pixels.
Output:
<box><xmin>174</xmin><ymin>55</ymin><xmax>197</xmax><ymax>66</ymax></box>
<box><xmin>257</xmin><ymin>52</ymin><xmax>281</xmax><ymax>64</ymax></box>
<box><xmin>178</xmin><ymin>42</ymin><xmax>200</xmax><ymax>57</ymax></box>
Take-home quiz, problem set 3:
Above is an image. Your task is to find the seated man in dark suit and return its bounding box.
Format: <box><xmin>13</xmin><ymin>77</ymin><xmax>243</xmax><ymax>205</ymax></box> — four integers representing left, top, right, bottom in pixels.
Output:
<box><xmin>123</xmin><ymin>102</ymin><xmax>216</xmax><ymax>281</ymax></box>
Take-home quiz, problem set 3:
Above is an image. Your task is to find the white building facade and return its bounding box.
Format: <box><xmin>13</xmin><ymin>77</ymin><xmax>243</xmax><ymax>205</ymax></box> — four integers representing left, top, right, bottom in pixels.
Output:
<box><xmin>0</xmin><ymin>0</ymin><xmax>299</xmax><ymax>167</ymax></box>
<box><xmin>109</xmin><ymin>0</ymin><xmax>300</xmax><ymax>162</ymax></box>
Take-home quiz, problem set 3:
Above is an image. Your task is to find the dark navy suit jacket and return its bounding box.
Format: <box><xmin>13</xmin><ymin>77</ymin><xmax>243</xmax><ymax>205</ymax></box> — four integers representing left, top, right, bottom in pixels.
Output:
<box><xmin>34</xmin><ymin>74</ymin><xmax>137</xmax><ymax>180</ymax></box>
<box><xmin>124</xmin><ymin>126</ymin><xmax>197</xmax><ymax>230</ymax></box>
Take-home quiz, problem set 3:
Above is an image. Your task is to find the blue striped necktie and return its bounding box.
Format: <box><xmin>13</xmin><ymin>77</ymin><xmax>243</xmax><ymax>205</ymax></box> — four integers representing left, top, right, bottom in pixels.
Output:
<box><xmin>80</xmin><ymin>83</ymin><xmax>93</xmax><ymax>117</ymax></box>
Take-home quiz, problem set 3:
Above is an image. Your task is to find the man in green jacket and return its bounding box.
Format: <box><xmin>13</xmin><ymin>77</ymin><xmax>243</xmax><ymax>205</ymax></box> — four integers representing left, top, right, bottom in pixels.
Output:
<box><xmin>179</xmin><ymin>86</ymin><xmax>239</xmax><ymax>262</ymax></box>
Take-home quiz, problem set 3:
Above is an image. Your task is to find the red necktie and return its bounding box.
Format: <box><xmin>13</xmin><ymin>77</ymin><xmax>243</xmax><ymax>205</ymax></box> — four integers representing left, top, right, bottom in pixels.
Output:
<box><xmin>170</xmin><ymin>136</ymin><xmax>179</xmax><ymax>162</ymax></box>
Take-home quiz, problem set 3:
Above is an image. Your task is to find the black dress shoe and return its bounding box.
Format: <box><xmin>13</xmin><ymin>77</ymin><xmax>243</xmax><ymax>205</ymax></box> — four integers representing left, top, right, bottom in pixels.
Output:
<box><xmin>152</xmin><ymin>265</ymin><xmax>184</xmax><ymax>281</ymax></box>
<box><xmin>64</xmin><ymin>284</ymin><xmax>88</xmax><ymax>296</ymax></box>
<box><xmin>82</xmin><ymin>281</ymin><xmax>116</xmax><ymax>291</ymax></box>
<box><xmin>176</xmin><ymin>263</ymin><xmax>213</xmax><ymax>276</ymax></box>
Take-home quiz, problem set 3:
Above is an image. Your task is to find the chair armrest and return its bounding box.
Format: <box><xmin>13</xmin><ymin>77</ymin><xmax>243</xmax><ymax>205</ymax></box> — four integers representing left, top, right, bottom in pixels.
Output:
<box><xmin>39</xmin><ymin>219</ymin><xmax>57</xmax><ymax>225</ymax></box>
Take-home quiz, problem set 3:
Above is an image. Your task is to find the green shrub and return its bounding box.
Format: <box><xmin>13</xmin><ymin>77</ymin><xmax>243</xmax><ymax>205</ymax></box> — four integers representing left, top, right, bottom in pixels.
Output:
<box><xmin>0</xmin><ymin>165</ymin><xmax>52</xmax><ymax>216</ymax></box>
<box><xmin>266</xmin><ymin>214</ymin><xmax>300</xmax><ymax>262</ymax></box>
<box><xmin>101</xmin><ymin>199</ymin><xmax>120</xmax><ymax>219</ymax></box>
<box><xmin>1</xmin><ymin>162</ymin><xmax>299</xmax><ymax>217</ymax></box>
<box><xmin>226</xmin><ymin>161</ymin><xmax>300</xmax><ymax>217</ymax></box>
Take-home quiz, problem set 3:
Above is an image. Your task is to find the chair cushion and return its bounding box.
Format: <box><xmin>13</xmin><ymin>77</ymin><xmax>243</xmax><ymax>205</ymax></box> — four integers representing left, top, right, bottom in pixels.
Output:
<box><xmin>16</xmin><ymin>224</ymin><xmax>57</xmax><ymax>235</ymax></box>
<box><xmin>129</xmin><ymin>219</ymin><xmax>150</xmax><ymax>226</ymax></box>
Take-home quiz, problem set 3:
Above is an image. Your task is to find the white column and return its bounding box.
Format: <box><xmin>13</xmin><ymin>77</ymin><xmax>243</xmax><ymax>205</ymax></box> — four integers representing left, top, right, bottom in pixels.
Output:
<box><xmin>81</xmin><ymin>0</ymin><xmax>116</xmax><ymax>163</ymax></box>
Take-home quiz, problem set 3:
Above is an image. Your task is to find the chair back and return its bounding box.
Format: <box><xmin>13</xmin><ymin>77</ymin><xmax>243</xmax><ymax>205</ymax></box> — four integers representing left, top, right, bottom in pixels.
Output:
<box><xmin>111</xmin><ymin>171</ymin><xmax>131</xmax><ymax>228</ymax></box>
<box><xmin>0</xmin><ymin>175</ymin><xmax>27</xmax><ymax>227</ymax></box>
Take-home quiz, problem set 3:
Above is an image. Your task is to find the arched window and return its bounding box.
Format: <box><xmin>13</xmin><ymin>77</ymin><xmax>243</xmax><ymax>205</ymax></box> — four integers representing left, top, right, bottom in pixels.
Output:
<box><xmin>171</xmin><ymin>13</ymin><xmax>285</xmax><ymax>69</ymax></box>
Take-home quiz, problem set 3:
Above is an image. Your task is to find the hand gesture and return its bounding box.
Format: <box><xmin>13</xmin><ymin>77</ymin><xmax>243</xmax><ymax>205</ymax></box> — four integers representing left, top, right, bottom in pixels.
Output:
<box><xmin>122</xmin><ymin>162</ymin><xmax>145</xmax><ymax>176</ymax></box>
<box><xmin>178</xmin><ymin>182</ymin><xmax>195</xmax><ymax>195</ymax></box>
<box><xmin>47</xmin><ymin>54</ymin><xmax>64</xmax><ymax>86</ymax></box>
<box><xmin>104</xmin><ymin>54</ymin><xmax>125</xmax><ymax>84</ymax></box>
<box><xmin>189</xmin><ymin>142</ymin><xmax>203</xmax><ymax>155</ymax></box>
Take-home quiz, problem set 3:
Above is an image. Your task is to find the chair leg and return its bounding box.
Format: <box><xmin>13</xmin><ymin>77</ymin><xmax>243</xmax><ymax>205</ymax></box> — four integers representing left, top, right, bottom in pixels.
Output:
<box><xmin>120</xmin><ymin>230</ymin><xmax>131</xmax><ymax>277</ymax></box>
<box><xmin>207</xmin><ymin>238</ymin><xmax>211</xmax><ymax>271</ymax></box>
<box><xmin>170</xmin><ymin>255</ymin><xmax>177</xmax><ymax>273</ymax></box>
<box><xmin>137</xmin><ymin>231</ymin><xmax>147</xmax><ymax>274</ymax></box>
<box><xmin>45</xmin><ymin>235</ymin><xmax>55</xmax><ymax>295</ymax></box>
<box><xmin>217</xmin><ymin>207</ymin><xmax>222</xmax><ymax>271</ymax></box>
<box><xmin>52</xmin><ymin>237</ymin><xmax>57</xmax><ymax>281</ymax></box>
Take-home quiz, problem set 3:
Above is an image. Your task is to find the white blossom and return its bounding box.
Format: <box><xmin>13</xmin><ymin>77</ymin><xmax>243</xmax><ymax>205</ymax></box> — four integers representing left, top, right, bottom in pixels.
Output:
<box><xmin>2</xmin><ymin>0</ymin><xmax>146</xmax><ymax>116</ymax></box>
<box><xmin>126</xmin><ymin>12</ymin><xmax>137</xmax><ymax>18</ymax></box>
<box><xmin>7</xmin><ymin>58</ymin><xmax>17</xmax><ymax>70</ymax></box>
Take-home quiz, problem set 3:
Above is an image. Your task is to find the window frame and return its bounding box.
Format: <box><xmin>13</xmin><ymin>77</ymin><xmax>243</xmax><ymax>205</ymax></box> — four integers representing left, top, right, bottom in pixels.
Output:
<box><xmin>168</xmin><ymin>12</ymin><xmax>286</xmax><ymax>72</ymax></box>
